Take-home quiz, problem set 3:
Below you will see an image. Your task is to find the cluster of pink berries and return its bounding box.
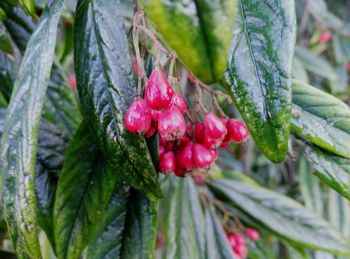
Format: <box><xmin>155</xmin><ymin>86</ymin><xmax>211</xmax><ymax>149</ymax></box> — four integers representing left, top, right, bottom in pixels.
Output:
<box><xmin>124</xmin><ymin>67</ymin><xmax>249</xmax><ymax>176</ymax></box>
<box><xmin>227</xmin><ymin>228</ymin><xmax>260</xmax><ymax>259</ymax></box>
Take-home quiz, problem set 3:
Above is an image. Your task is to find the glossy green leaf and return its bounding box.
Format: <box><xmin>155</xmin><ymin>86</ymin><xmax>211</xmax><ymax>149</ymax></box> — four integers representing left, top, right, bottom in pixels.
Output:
<box><xmin>87</xmin><ymin>187</ymin><xmax>158</xmax><ymax>259</ymax></box>
<box><xmin>0</xmin><ymin>0</ymin><xmax>64</xmax><ymax>257</ymax></box>
<box><xmin>74</xmin><ymin>0</ymin><xmax>161</xmax><ymax>200</ymax></box>
<box><xmin>208</xmin><ymin>179</ymin><xmax>350</xmax><ymax>255</ymax></box>
<box><xmin>141</xmin><ymin>0</ymin><xmax>236</xmax><ymax>84</ymax></box>
<box><xmin>204</xmin><ymin>207</ymin><xmax>235</xmax><ymax>259</ymax></box>
<box><xmin>35</xmin><ymin>121</ymin><xmax>69</xmax><ymax>250</ymax></box>
<box><xmin>53</xmin><ymin>123</ymin><xmax>119</xmax><ymax>259</ymax></box>
<box><xmin>0</xmin><ymin>32</ymin><xmax>12</xmax><ymax>54</ymax></box>
<box><xmin>225</xmin><ymin>0</ymin><xmax>296</xmax><ymax>163</ymax></box>
<box><xmin>305</xmin><ymin>146</ymin><xmax>350</xmax><ymax>201</ymax></box>
<box><xmin>0</xmin><ymin>7</ymin><xmax>6</xmax><ymax>21</ymax></box>
<box><xmin>292</xmin><ymin>80</ymin><xmax>350</xmax><ymax>159</ymax></box>
<box><xmin>2</xmin><ymin>5</ymin><xmax>81</xmax><ymax>136</ymax></box>
<box><xmin>161</xmin><ymin>178</ymin><xmax>205</xmax><ymax>259</ymax></box>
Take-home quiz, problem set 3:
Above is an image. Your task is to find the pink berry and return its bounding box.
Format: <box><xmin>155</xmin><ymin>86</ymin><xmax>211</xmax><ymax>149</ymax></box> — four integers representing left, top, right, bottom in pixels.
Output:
<box><xmin>204</xmin><ymin>112</ymin><xmax>227</xmax><ymax>140</ymax></box>
<box><xmin>145</xmin><ymin>68</ymin><xmax>174</xmax><ymax>110</ymax></box>
<box><xmin>175</xmin><ymin>167</ymin><xmax>185</xmax><ymax>177</ymax></box>
<box><xmin>227</xmin><ymin>119</ymin><xmax>249</xmax><ymax>143</ymax></box>
<box><xmin>227</xmin><ymin>234</ymin><xmax>236</xmax><ymax>247</ymax></box>
<box><xmin>173</xmin><ymin>93</ymin><xmax>187</xmax><ymax>113</ymax></box>
<box><xmin>150</xmin><ymin>109</ymin><xmax>162</xmax><ymax>120</ymax></box>
<box><xmin>318</xmin><ymin>31</ymin><xmax>332</xmax><ymax>43</ymax></box>
<box><xmin>175</xmin><ymin>141</ymin><xmax>193</xmax><ymax>170</ymax></box>
<box><xmin>234</xmin><ymin>245</ymin><xmax>248</xmax><ymax>258</ymax></box>
<box><xmin>158</xmin><ymin>106</ymin><xmax>186</xmax><ymax>141</ymax></box>
<box><xmin>159</xmin><ymin>151</ymin><xmax>176</xmax><ymax>174</ymax></box>
<box><xmin>68</xmin><ymin>76</ymin><xmax>77</xmax><ymax>90</ymax></box>
<box><xmin>346</xmin><ymin>63</ymin><xmax>350</xmax><ymax>73</ymax></box>
<box><xmin>179</xmin><ymin>134</ymin><xmax>191</xmax><ymax>148</ymax></box>
<box><xmin>234</xmin><ymin>234</ymin><xmax>246</xmax><ymax>246</ymax></box>
<box><xmin>124</xmin><ymin>98</ymin><xmax>151</xmax><ymax>134</ymax></box>
<box><xmin>211</xmin><ymin>149</ymin><xmax>219</xmax><ymax>162</ymax></box>
<box><xmin>192</xmin><ymin>144</ymin><xmax>214</xmax><ymax>169</ymax></box>
<box><xmin>233</xmin><ymin>253</ymin><xmax>243</xmax><ymax>259</ymax></box>
<box><xmin>194</xmin><ymin>123</ymin><xmax>205</xmax><ymax>144</ymax></box>
<box><xmin>245</xmin><ymin>228</ymin><xmax>260</xmax><ymax>241</ymax></box>
<box><xmin>203</xmin><ymin>134</ymin><xmax>223</xmax><ymax>149</ymax></box>
<box><xmin>159</xmin><ymin>146</ymin><xmax>165</xmax><ymax>157</ymax></box>
<box><xmin>144</xmin><ymin>120</ymin><xmax>157</xmax><ymax>137</ymax></box>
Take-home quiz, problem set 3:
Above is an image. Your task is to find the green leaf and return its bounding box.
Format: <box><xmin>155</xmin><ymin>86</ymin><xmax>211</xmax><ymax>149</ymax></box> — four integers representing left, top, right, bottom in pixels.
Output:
<box><xmin>292</xmin><ymin>80</ymin><xmax>350</xmax><ymax>159</ymax></box>
<box><xmin>204</xmin><ymin>207</ymin><xmax>235</xmax><ymax>259</ymax></box>
<box><xmin>53</xmin><ymin>123</ymin><xmax>119</xmax><ymax>259</ymax></box>
<box><xmin>35</xmin><ymin>121</ymin><xmax>69</xmax><ymax>250</ymax></box>
<box><xmin>0</xmin><ymin>0</ymin><xmax>64</xmax><ymax>257</ymax></box>
<box><xmin>19</xmin><ymin>0</ymin><xmax>37</xmax><ymax>19</ymax></box>
<box><xmin>224</xmin><ymin>0</ymin><xmax>296</xmax><ymax>163</ymax></box>
<box><xmin>161</xmin><ymin>178</ymin><xmax>205</xmax><ymax>259</ymax></box>
<box><xmin>0</xmin><ymin>53</ymin><xmax>16</xmax><ymax>103</ymax></box>
<box><xmin>208</xmin><ymin>179</ymin><xmax>350</xmax><ymax>255</ymax></box>
<box><xmin>87</xmin><ymin>187</ymin><xmax>158</xmax><ymax>259</ymax></box>
<box><xmin>141</xmin><ymin>0</ymin><xmax>237</xmax><ymax>84</ymax></box>
<box><xmin>0</xmin><ymin>7</ymin><xmax>6</xmax><ymax>21</ymax></box>
<box><xmin>294</xmin><ymin>46</ymin><xmax>338</xmax><ymax>82</ymax></box>
<box><xmin>305</xmin><ymin>146</ymin><xmax>350</xmax><ymax>201</ymax></box>
<box><xmin>74</xmin><ymin>0</ymin><xmax>161</xmax><ymax>200</ymax></box>
<box><xmin>328</xmin><ymin>190</ymin><xmax>350</xmax><ymax>237</ymax></box>
<box><xmin>0</xmin><ymin>33</ymin><xmax>13</xmax><ymax>55</ymax></box>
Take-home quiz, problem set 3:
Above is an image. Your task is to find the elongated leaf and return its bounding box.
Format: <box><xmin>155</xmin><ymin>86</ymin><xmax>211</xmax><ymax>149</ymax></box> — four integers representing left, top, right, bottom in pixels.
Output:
<box><xmin>225</xmin><ymin>0</ymin><xmax>296</xmax><ymax>163</ymax></box>
<box><xmin>0</xmin><ymin>7</ymin><xmax>6</xmax><ymax>21</ymax></box>
<box><xmin>74</xmin><ymin>0</ymin><xmax>161</xmax><ymax>199</ymax></box>
<box><xmin>328</xmin><ymin>190</ymin><xmax>350</xmax><ymax>237</ymax></box>
<box><xmin>161</xmin><ymin>178</ymin><xmax>205</xmax><ymax>259</ymax></box>
<box><xmin>86</xmin><ymin>184</ymin><xmax>130</xmax><ymax>259</ymax></box>
<box><xmin>19</xmin><ymin>0</ymin><xmax>37</xmax><ymax>18</ymax></box>
<box><xmin>0</xmin><ymin>53</ymin><xmax>16</xmax><ymax>103</ymax></box>
<box><xmin>2</xmin><ymin>5</ymin><xmax>81</xmax><ymax>136</ymax></box>
<box><xmin>292</xmin><ymin>80</ymin><xmax>350</xmax><ymax>158</ymax></box>
<box><xmin>87</xmin><ymin>187</ymin><xmax>158</xmax><ymax>259</ymax></box>
<box><xmin>205</xmin><ymin>207</ymin><xmax>235</xmax><ymax>259</ymax></box>
<box><xmin>35</xmin><ymin>121</ymin><xmax>69</xmax><ymax>250</ymax></box>
<box><xmin>0</xmin><ymin>0</ymin><xmax>64</xmax><ymax>257</ymax></box>
<box><xmin>305</xmin><ymin>146</ymin><xmax>350</xmax><ymax>201</ymax></box>
<box><xmin>208</xmin><ymin>179</ymin><xmax>350</xmax><ymax>255</ymax></box>
<box><xmin>53</xmin><ymin>123</ymin><xmax>119</xmax><ymax>259</ymax></box>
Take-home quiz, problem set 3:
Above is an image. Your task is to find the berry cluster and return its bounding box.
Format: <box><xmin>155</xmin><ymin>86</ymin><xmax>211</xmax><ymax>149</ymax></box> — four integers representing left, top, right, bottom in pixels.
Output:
<box><xmin>124</xmin><ymin>67</ymin><xmax>249</xmax><ymax>177</ymax></box>
<box><xmin>227</xmin><ymin>228</ymin><xmax>260</xmax><ymax>259</ymax></box>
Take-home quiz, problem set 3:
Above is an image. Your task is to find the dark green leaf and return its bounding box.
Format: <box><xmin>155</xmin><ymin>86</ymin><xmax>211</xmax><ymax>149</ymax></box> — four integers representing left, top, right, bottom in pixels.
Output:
<box><xmin>18</xmin><ymin>0</ymin><xmax>37</xmax><ymax>19</ymax></box>
<box><xmin>0</xmin><ymin>0</ymin><xmax>64</xmax><ymax>257</ymax></box>
<box><xmin>208</xmin><ymin>179</ymin><xmax>350</xmax><ymax>255</ymax></box>
<box><xmin>292</xmin><ymin>80</ymin><xmax>350</xmax><ymax>158</ymax></box>
<box><xmin>225</xmin><ymin>0</ymin><xmax>296</xmax><ymax>163</ymax></box>
<box><xmin>161</xmin><ymin>178</ymin><xmax>205</xmax><ymax>259</ymax></box>
<box><xmin>0</xmin><ymin>33</ymin><xmax>13</xmax><ymax>54</ymax></box>
<box><xmin>53</xmin><ymin>123</ymin><xmax>119</xmax><ymax>259</ymax></box>
<box><xmin>0</xmin><ymin>53</ymin><xmax>16</xmax><ymax>103</ymax></box>
<box><xmin>204</xmin><ymin>207</ymin><xmax>235</xmax><ymax>259</ymax></box>
<box><xmin>74</xmin><ymin>0</ymin><xmax>161</xmax><ymax>200</ymax></box>
<box><xmin>140</xmin><ymin>0</ymin><xmax>236</xmax><ymax>84</ymax></box>
<box><xmin>305</xmin><ymin>146</ymin><xmax>350</xmax><ymax>201</ymax></box>
<box><xmin>87</xmin><ymin>187</ymin><xmax>158</xmax><ymax>259</ymax></box>
<box><xmin>0</xmin><ymin>7</ymin><xmax>6</xmax><ymax>21</ymax></box>
<box><xmin>35</xmin><ymin>121</ymin><xmax>69</xmax><ymax>250</ymax></box>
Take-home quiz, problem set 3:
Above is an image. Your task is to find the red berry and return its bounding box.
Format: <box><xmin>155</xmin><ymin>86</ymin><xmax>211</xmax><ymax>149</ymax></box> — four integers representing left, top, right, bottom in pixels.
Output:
<box><xmin>159</xmin><ymin>151</ymin><xmax>176</xmax><ymax>174</ymax></box>
<box><xmin>173</xmin><ymin>93</ymin><xmax>187</xmax><ymax>113</ymax></box>
<box><xmin>234</xmin><ymin>234</ymin><xmax>246</xmax><ymax>246</ymax></box>
<box><xmin>145</xmin><ymin>68</ymin><xmax>174</xmax><ymax>110</ymax></box>
<box><xmin>203</xmin><ymin>134</ymin><xmax>223</xmax><ymax>149</ymax></box>
<box><xmin>245</xmin><ymin>228</ymin><xmax>260</xmax><ymax>241</ymax></box>
<box><xmin>211</xmin><ymin>149</ymin><xmax>219</xmax><ymax>162</ymax></box>
<box><xmin>233</xmin><ymin>253</ymin><xmax>243</xmax><ymax>259</ymax></box>
<box><xmin>227</xmin><ymin>119</ymin><xmax>249</xmax><ymax>143</ymax></box>
<box><xmin>175</xmin><ymin>167</ymin><xmax>185</xmax><ymax>177</ymax></box>
<box><xmin>194</xmin><ymin>123</ymin><xmax>205</xmax><ymax>143</ymax></box>
<box><xmin>234</xmin><ymin>244</ymin><xmax>248</xmax><ymax>258</ymax></box>
<box><xmin>192</xmin><ymin>144</ymin><xmax>214</xmax><ymax>169</ymax></box>
<box><xmin>346</xmin><ymin>63</ymin><xmax>350</xmax><ymax>73</ymax></box>
<box><xmin>159</xmin><ymin>146</ymin><xmax>165</xmax><ymax>157</ymax></box>
<box><xmin>124</xmin><ymin>98</ymin><xmax>151</xmax><ymax>134</ymax></box>
<box><xmin>204</xmin><ymin>112</ymin><xmax>227</xmax><ymax>140</ymax></box>
<box><xmin>175</xmin><ymin>141</ymin><xmax>193</xmax><ymax>170</ymax></box>
<box><xmin>318</xmin><ymin>31</ymin><xmax>332</xmax><ymax>43</ymax></box>
<box><xmin>144</xmin><ymin>120</ymin><xmax>157</xmax><ymax>137</ymax></box>
<box><xmin>158</xmin><ymin>106</ymin><xmax>186</xmax><ymax>141</ymax></box>
<box><xmin>227</xmin><ymin>234</ymin><xmax>236</xmax><ymax>247</ymax></box>
<box><xmin>150</xmin><ymin>109</ymin><xmax>162</xmax><ymax>120</ymax></box>
<box><xmin>178</xmin><ymin>134</ymin><xmax>190</xmax><ymax>148</ymax></box>
<box><xmin>68</xmin><ymin>76</ymin><xmax>76</xmax><ymax>90</ymax></box>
